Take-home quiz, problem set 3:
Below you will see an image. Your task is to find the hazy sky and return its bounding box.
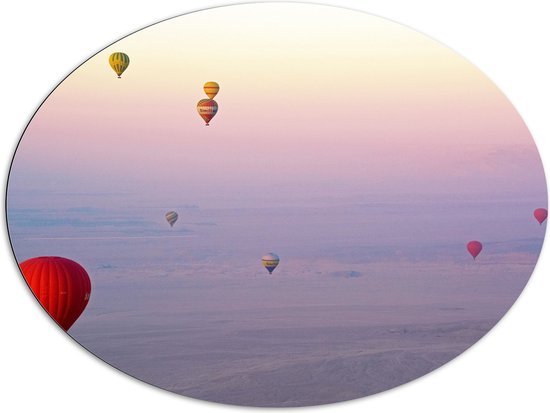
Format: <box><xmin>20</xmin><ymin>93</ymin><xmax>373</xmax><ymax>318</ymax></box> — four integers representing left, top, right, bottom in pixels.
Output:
<box><xmin>8</xmin><ymin>3</ymin><xmax>546</xmax><ymax>209</ymax></box>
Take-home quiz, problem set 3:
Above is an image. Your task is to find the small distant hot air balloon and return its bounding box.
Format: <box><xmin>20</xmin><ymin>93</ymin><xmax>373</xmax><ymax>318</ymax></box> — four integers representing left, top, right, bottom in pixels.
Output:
<box><xmin>262</xmin><ymin>253</ymin><xmax>280</xmax><ymax>274</ymax></box>
<box><xmin>534</xmin><ymin>208</ymin><xmax>548</xmax><ymax>225</ymax></box>
<box><xmin>197</xmin><ymin>99</ymin><xmax>218</xmax><ymax>126</ymax></box>
<box><xmin>19</xmin><ymin>256</ymin><xmax>91</xmax><ymax>331</ymax></box>
<box><xmin>165</xmin><ymin>211</ymin><xmax>178</xmax><ymax>227</ymax></box>
<box><xmin>203</xmin><ymin>81</ymin><xmax>220</xmax><ymax>99</ymax></box>
<box><xmin>109</xmin><ymin>52</ymin><xmax>130</xmax><ymax>78</ymax></box>
<box><xmin>466</xmin><ymin>241</ymin><xmax>483</xmax><ymax>260</ymax></box>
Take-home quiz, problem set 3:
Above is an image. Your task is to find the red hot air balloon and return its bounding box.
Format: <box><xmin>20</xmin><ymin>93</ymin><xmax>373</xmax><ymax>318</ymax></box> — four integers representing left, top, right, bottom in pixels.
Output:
<box><xmin>534</xmin><ymin>208</ymin><xmax>548</xmax><ymax>225</ymax></box>
<box><xmin>197</xmin><ymin>99</ymin><xmax>218</xmax><ymax>126</ymax></box>
<box><xmin>19</xmin><ymin>256</ymin><xmax>91</xmax><ymax>331</ymax></box>
<box><xmin>466</xmin><ymin>241</ymin><xmax>483</xmax><ymax>260</ymax></box>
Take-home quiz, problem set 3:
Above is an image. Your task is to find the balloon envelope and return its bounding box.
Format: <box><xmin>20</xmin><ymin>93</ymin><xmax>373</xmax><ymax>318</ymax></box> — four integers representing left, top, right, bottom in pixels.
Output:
<box><xmin>108</xmin><ymin>52</ymin><xmax>130</xmax><ymax>78</ymax></box>
<box><xmin>466</xmin><ymin>241</ymin><xmax>483</xmax><ymax>260</ymax></box>
<box><xmin>165</xmin><ymin>211</ymin><xmax>178</xmax><ymax>227</ymax></box>
<box><xmin>262</xmin><ymin>252</ymin><xmax>280</xmax><ymax>274</ymax></box>
<box><xmin>534</xmin><ymin>208</ymin><xmax>548</xmax><ymax>225</ymax></box>
<box><xmin>197</xmin><ymin>99</ymin><xmax>218</xmax><ymax>125</ymax></box>
<box><xmin>203</xmin><ymin>81</ymin><xmax>220</xmax><ymax>99</ymax></box>
<box><xmin>19</xmin><ymin>256</ymin><xmax>91</xmax><ymax>331</ymax></box>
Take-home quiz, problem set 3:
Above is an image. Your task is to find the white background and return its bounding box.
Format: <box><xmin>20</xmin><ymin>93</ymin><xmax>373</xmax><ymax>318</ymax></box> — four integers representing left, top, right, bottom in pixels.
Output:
<box><xmin>1</xmin><ymin>1</ymin><xmax>548</xmax><ymax>412</ymax></box>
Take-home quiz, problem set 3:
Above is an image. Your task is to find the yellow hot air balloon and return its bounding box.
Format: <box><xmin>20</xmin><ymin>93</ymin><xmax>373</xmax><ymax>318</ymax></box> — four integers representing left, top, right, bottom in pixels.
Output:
<box><xmin>109</xmin><ymin>52</ymin><xmax>130</xmax><ymax>78</ymax></box>
<box><xmin>203</xmin><ymin>82</ymin><xmax>220</xmax><ymax>99</ymax></box>
<box><xmin>261</xmin><ymin>253</ymin><xmax>280</xmax><ymax>274</ymax></box>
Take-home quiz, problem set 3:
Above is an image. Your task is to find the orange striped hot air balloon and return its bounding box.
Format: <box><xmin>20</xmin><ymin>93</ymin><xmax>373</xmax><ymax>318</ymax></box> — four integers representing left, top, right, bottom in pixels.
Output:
<box><xmin>197</xmin><ymin>99</ymin><xmax>218</xmax><ymax>126</ymax></box>
<box><xmin>203</xmin><ymin>81</ymin><xmax>220</xmax><ymax>99</ymax></box>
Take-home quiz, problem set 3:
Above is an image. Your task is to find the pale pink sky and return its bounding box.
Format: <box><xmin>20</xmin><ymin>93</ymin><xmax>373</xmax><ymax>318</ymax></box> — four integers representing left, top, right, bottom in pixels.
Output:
<box><xmin>9</xmin><ymin>3</ymin><xmax>546</xmax><ymax>208</ymax></box>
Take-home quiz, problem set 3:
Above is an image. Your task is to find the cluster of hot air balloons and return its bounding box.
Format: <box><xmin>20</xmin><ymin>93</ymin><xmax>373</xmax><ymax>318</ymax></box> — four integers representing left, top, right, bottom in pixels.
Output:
<box><xmin>165</xmin><ymin>209</ymin><xmax>280</xmax><ymax>274</ymax></box>
<box><xmin>18</xmin><ymin>52</ymin><xmax>129</xmax><ymax>331</ymax></box>
<box><xmin>466</xmin><ymin>208</ymin><xmax>547</xmax><ymax>260</ymax></box>
<box><xmin>197</xmin><ymin>82</ymin><xmax>219</xmax><ymax>126</ymax></box>
<box><xmin>109</xmin><ymin>52</ymin><xmax>220</xmax><ymax>127</ymax></box>
<box><xmin>18</xmin><ymin>203</ymin><xmax>546</xmax><ymax>331</ymax></box>
<box><xmin>17</xmin><ymin>50</ymin><xmax>547</xmax><ymax>333</ymax></box>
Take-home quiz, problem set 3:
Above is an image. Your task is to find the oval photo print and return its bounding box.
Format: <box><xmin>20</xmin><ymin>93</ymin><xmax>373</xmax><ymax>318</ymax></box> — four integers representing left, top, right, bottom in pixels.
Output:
<box><xmin>7</xmin><ymin>3</ymin><xmax>548</xmax><ymax>407</ymax></box>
